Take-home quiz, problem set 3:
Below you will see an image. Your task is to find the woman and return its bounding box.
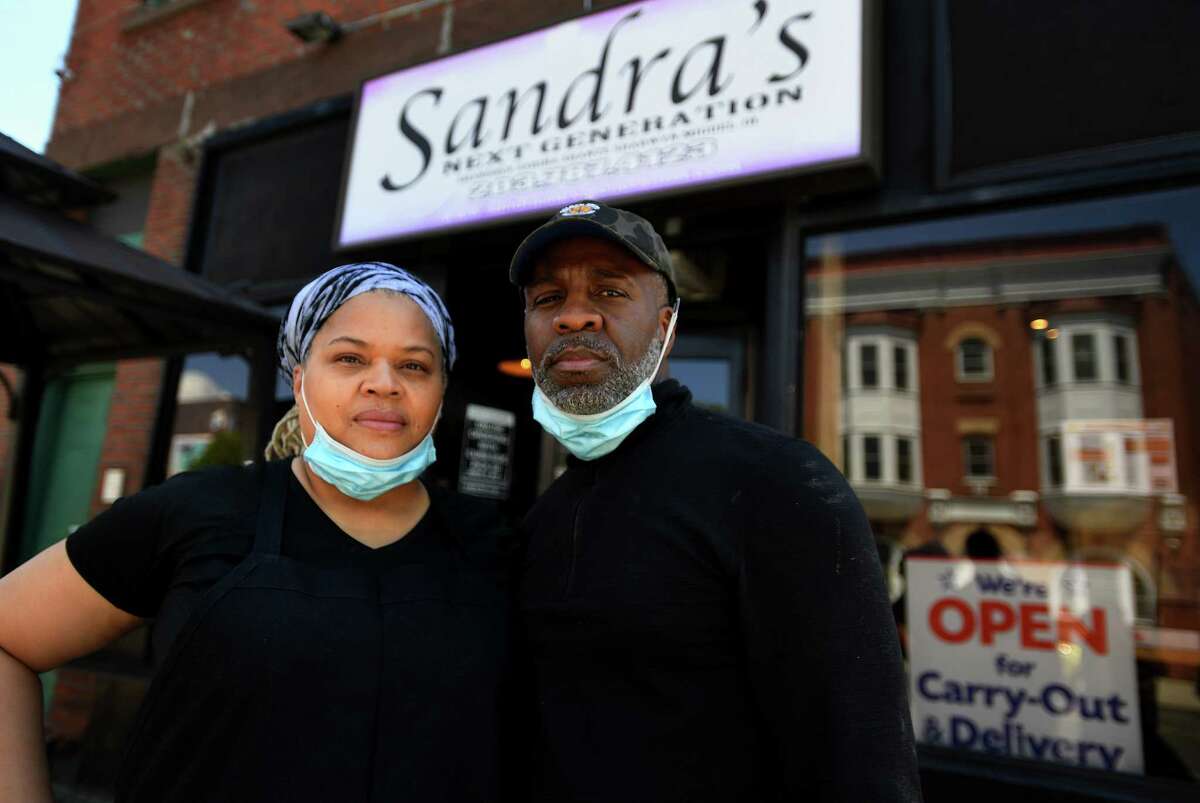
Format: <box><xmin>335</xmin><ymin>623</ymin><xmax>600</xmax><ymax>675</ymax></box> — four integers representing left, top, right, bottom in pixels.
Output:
<box><xmin>0</xmin><ymin>263</ymin><xmax>517</xmax><ymax>802</ymax></box>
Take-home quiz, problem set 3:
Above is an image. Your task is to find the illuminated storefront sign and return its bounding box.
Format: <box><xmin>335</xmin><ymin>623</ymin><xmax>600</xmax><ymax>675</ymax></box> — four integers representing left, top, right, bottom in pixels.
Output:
<box><xmin>907</xmin><ymin>557</ymin><xmax>1144</xmax><ymax>774</ymax></box>
<box><xmin>336</xmin><ymin>0</ymin><xmax>872</xmax><ymax>246</ymax></box>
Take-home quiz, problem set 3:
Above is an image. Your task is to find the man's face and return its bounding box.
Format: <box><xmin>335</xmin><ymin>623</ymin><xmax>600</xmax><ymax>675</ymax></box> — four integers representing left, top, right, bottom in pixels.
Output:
<box><xmin>523</xmin><ymin>237</ymin><xmax>674</xmax><ymax>414</ymax></box>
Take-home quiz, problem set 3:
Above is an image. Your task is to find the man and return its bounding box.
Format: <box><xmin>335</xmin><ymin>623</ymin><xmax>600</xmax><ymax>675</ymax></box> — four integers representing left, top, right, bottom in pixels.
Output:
<box><xmin>511</xmin><ymin>200</ymin><xmax>922</xmax><ymax>802</ymax></box>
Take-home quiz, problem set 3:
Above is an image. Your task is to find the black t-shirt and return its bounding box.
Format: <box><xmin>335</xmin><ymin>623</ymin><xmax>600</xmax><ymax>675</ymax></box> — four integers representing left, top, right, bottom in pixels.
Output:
<box><xmin>67</xmin><ymin>461</ymin><xmax>508</xmax><ymax>663</ymax></box>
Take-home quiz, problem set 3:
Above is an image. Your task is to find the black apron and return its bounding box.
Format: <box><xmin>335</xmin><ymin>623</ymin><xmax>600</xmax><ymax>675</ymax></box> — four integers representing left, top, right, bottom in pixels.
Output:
<box><xmin>117</xmin><ymin>461</ymin><xmax>511</xmax><ymax>802</ymax></box>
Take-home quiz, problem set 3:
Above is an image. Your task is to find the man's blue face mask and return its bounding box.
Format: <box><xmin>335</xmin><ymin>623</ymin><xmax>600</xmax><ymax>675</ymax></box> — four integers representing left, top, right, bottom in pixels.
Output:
<box><xmin>532</xmin><ymin>301</ymin><xmax>679</xmax><ymax>461</ymax></box>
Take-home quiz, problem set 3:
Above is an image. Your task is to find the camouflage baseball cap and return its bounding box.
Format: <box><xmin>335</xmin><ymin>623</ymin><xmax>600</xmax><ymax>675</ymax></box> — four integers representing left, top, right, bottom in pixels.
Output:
<box><xmin>509</xmin><ymin>200</ymin><xmax>677</xmax><ymax>303</ymax></box>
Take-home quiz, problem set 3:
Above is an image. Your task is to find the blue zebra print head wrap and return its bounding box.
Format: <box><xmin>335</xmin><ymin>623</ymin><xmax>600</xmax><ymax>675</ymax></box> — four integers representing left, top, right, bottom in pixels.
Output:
<box><xmin>277</xmin><ymin>262</ymin><xmax>456</xmax><ymax>379</ymax></box>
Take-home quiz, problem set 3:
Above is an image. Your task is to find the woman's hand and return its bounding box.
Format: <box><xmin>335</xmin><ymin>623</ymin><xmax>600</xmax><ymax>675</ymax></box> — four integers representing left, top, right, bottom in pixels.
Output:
<box><xmin>0</xmin><ymin>540</ymin><xmax>143</xmax><ymax>802</ymax></box>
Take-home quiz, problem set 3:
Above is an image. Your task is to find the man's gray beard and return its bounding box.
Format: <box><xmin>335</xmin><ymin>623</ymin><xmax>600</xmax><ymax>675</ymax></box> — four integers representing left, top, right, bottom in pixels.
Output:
<box><xmin>534</xmin><ymin>335</ymin><xmax>663</xmax><ymax>415</ymax></box>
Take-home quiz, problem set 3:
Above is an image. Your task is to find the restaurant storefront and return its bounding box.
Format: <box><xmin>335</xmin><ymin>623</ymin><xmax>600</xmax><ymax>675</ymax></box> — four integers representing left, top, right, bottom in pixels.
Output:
<box><xmin>23</xmin><ymin>0</ymin><xmax>1200</xmax><ymax>799</ymax></box>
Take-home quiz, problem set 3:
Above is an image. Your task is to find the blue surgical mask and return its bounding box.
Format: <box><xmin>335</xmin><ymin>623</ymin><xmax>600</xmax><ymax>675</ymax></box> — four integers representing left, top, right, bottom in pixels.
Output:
<box><xmin>298</xmin><ymin>376</ymin><xmax>438</xmax><ymax>500</ymax></box>
<box><xmin>532</xmin><ymin>302</ymin><xmax>679</xmax><ymax>461</ymax></box>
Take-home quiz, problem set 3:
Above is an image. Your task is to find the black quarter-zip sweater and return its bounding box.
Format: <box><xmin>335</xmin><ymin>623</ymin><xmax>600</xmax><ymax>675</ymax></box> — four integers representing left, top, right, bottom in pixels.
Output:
<box><xmin>520</xmin><ymin>380</ymin><xmax>922</xmax><ymax>803</ymax></box>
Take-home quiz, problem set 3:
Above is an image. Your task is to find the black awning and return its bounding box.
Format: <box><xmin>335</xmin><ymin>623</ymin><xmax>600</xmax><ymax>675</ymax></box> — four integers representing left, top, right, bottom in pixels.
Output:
<box><xmin>0</xmin><ymin>191</ymin><xmax>279</xmax><ymax>369</ymax></box>
<box><xmin>0</xmin><ymin>132</ymin><xmax>114</xmax><ymax>209</ymax></box>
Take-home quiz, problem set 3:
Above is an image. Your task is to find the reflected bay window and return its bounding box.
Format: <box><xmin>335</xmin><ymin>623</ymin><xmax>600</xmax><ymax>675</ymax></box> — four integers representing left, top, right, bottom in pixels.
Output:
<box><xmin>863</xmin><ymin>435</ymin><xmax>882</xmax><ymax>481</ymax></box>
<box><xmin>897</xmin><ymin>437</ymin><xmax>913</xmax><ymax>484</ymax></box>
<box><xmin>1113</xmin><ymin>333</ymin><xmax>1130</xmax><ymax>384</ymax></box>
<box><xmin>1040</xmin><ymin>336</ymin><xmax>1057</xmax><ymax>386</ymax></box>
<box><xmin>963</xmin><ymin>436</ymin><xmax>995</xmax><ymax>479</ymax></box>
<box><xmin>1046</xmin><ymin>435</ymin><xmax>1063</xmax><ymax>487</ymax></box>
<box><xmin>1072</xmin><ymin>332</ymin><xmax>1098</xmax><ymax>382</ymax></box>
<box><xmin>894</xmin><ymin>345</ymin><xmax>910</xmax><ymax>391</ymax></box>
<box><xmin>860</xmin><ymin>343</ymin><xmax>879</xmax><ymax>388</ymax></box>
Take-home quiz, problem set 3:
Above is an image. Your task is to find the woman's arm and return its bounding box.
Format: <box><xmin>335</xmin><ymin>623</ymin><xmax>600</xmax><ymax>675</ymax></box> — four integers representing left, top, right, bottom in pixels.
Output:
<box><xmin>0</xmin><ymin>540</ymin><xmax>143</xmax><ymax>802</ymax></box>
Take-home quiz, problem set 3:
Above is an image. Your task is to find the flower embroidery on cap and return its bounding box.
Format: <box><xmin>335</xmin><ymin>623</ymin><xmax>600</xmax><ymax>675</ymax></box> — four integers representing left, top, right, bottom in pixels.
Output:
<box><xmin>559</xmin><ymin>202</ymin><xmax>600</xmax><ymax>217</ymax></box>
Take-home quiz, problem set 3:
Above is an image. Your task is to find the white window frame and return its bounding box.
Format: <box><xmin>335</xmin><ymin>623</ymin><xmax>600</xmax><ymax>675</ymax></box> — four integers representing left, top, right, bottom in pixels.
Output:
<box><xmin>963</xmin><ymin>435</ymin><xmax>996</xmax><ymax>480</ymax></box>
<box><xmin>956</xmin><ymin>338</ymin><xmax>994</xmax><ymax>382</ymax></box>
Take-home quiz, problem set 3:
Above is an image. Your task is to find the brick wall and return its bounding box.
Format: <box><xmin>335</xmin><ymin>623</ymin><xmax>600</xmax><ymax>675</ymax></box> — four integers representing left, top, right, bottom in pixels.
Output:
<box><xmin>49</xmin><ymin>0</ymin><xmax>630</xmax><ymax>170</ymax></box>
<box><xmin>916</xmin><ymin>305</ymin><xmax>1040</xmax><ymax>496</ymax></box>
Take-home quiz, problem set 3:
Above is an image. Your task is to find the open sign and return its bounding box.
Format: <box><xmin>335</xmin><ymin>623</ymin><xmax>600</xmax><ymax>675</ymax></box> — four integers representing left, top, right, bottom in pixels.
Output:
<box><xmin>929</xmin><ymin>598</ymin><xmax>1108</xmax><ymax>655</ymax></box>
<box><xmin>906</xmin><ymin>558</ymin><xmax>1142</xmax><ymax>773</ymax></box>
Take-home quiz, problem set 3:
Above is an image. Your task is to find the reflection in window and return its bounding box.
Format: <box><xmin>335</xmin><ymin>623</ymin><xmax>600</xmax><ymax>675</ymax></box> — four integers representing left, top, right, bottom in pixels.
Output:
<box><xmin>897</xmin><ymin>437</ymin><xmax>913</xmax><ymax>484</ymax></box>
<box><xmin>169</xmin><ymin>353</ymin><xmax>251</xmax><ymax>477</ymax></box>
<box><xmin>958</xmin><ymin>337</ymin><xmax>991</xmax><ymax>380</ymax></box>
<box><xmin>1114</xmin><ymin>333</ymin><xmax>1131</xmax><ymax>384</ymax></box>
<box><xmin>1040</xmin><ymin>336</ymin><xmax>1058</xmax><ymax>386</ymax></box>
<box><xmin>1046</xmin><ymin>435</ymin><xmax>1063</xmax><ymax>487</ymax></box>
<box><xmin>669</xmin><ymin>358</ymin><xmax>732</xmax><ymax>413</ymax></box>
<box><xmin>860</xmin><ymin>343</ymin><xmax>879</xmax><ymax>388</ymax></box>
<box><xmin>804</xmin><ymin>188</ymin><xmax>1200</xmax><ymax>787</ymax></box>
<box><xmin>894</xmin><ymin>345</ymin><xmax>909</xmax><ymax>391</ymax></box>
<box><xmin>1072</xmin><ymin>332</ymin><xmax>1098</xmax><ymax>382</ymax></box>
<box><xmin>863</xmin><ymin>435</ymin><xmax>882</xmax><ymax>480</ymax></box>
<box><xmin>963</xmin><ymin>436</ymin><xmax>995</xmax><ymax>478</ymax></box>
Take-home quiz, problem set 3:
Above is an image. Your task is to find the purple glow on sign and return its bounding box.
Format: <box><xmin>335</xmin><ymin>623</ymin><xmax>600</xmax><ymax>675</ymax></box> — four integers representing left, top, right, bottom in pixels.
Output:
<box><xmin>341</xmin><ymin>0</ymin><xmax>865</xmax><ymax>247</ymax></box>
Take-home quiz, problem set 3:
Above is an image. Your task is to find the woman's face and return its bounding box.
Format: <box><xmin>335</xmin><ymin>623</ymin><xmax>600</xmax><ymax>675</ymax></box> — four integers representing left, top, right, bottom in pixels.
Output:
<box><xmin>293</xmin><ymin>291</ymin><xmax>445</xmax><ymax>461</ymax></box>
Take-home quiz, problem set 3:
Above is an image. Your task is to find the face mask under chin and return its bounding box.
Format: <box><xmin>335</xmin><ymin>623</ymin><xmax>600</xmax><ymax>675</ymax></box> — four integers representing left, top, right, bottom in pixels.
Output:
<box><xmin>535</xmin><ymin>334</ymin><xmax>664</xmax><ymax>416</ymax></box>
<box><xmin>297</xmin><ymin>375</ymin><xmax>440</xmax><ymax>500</ymax></box>
<box><xmin>531</xmin><ymin>302</ymin><xmax>680</xmax><ymax>461</ymax></box>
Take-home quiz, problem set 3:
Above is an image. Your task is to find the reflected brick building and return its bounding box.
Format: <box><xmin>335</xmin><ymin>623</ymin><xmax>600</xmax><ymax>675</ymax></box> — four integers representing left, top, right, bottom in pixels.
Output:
<box><xmin>805</xmin><ymin>227</ymin><xmax>1200</xmax><ymax>633</ymax></box>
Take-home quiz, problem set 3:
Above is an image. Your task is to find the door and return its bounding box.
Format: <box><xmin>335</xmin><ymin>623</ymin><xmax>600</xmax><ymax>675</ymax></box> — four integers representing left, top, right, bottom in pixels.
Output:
<box><xmin>22</xmin><ymin>363</ymin><xmax>115</xmax><ymax>561</ymax></box>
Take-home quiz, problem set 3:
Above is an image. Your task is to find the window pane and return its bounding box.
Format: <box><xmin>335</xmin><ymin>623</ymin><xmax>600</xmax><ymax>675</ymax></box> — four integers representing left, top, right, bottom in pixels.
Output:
<box><xmin>897</xmin><ymin>437</ymin><xmax>913</xmax><ymax>483</ymax></box>
<box><xmin>959</xmin><ymin>338</ymin><xmax>989</xmax><ymax>377</ymax></box>
<box><xmin>860</xmin><ymin>343</ymin><xmax>879</xmax><ymax>388</ymax></box>
<box><xmin>170</xmin><ymin>353</ymin><xmax>252</xmax><ymax>477</ymax></box>
<box><xmin>1046</xmin><ymin>435</ymin><xmax>1063</xmax><ymax>487</ymax></box>
<box><xmin>1114</xmin><ymin>334</ymin><xmax>1130</xmax><ymax>384</ymax></box>
<box><xmin>894</xmin><ymin>346</ymin><xmax>909</xmax><ymax>390</ymax></box>
<box><xmin>964</xmin><ymin>436</ymin><xmax>994</xmax><ymax>477</ymax></box>
<box><xmin>670</xmin><ymin>358</ymin><xmax>732</xmax><ymax>413</ymax></box>
<box><xmin>843</xmin><ymin>435</ymin><xmax>852</xmax><ymax>479</ymax></box>
<box><xmin>1073</xmin><ymin>332</ymin><xmax>1098</xmax><ymax>381</ymax></box>
<box><xmin>863</xmin><ymin>435</ymin><xmax>881</xmax><ymax>480</ymax></box>
<box><xmin>1041</xmin><ymin>336</ymin><xmax>1057</xmax><ymax>386</ymax></box>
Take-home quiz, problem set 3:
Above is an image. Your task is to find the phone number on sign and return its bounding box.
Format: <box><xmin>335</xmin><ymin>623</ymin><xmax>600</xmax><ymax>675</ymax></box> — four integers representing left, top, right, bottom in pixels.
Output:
<box><xmin>465</xmin><ymin>140</ymin><xmax>718</xmax><ymax>200</ymax></box>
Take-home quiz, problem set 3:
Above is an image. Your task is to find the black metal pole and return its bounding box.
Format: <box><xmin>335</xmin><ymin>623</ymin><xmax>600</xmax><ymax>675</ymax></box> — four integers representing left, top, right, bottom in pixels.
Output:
<box><xmin>247</xmin><ymin>338</ymin><xmax>280</xmax><ymax>462</ymax></box>
<box><xmin>143</xmin><ymin>356</ymin><xmax>184</xmax><ymax>489</ymax></box>
<box><xmin>1</xmin><ymin>361</ymin><xmax>45</xmax><ymax>575</ymax></box>
<box><xmin>758</xmin><ymin>205</ymin><xmax>804</xmax><ymax>436</ymax></box>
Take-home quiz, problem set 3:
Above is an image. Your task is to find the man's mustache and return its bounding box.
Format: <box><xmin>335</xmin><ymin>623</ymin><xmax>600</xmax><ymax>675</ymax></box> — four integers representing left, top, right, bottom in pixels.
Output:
<box><xmin>541</xmin><ymin>334</ymin><xmax>620</xmax><ymax>369</ymax></box>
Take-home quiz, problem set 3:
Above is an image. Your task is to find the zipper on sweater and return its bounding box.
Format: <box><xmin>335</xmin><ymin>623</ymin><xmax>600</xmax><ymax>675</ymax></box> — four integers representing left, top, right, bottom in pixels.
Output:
<box><xmin>563</xmin><ymin>468</ymin><xmax>595</xmax><ymax>599</ymax></box>
<box><xmin>563</xmin><ymin>496</ymin><xmax>583</xmax><ymax>599</ymax></box>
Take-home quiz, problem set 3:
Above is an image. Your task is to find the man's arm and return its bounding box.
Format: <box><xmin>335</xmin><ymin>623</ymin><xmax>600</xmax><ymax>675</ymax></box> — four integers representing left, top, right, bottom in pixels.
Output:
<box><xmin>738</xmin><ymin>441</ymin><xmax>922</xmax><ymax>801</ymax></box>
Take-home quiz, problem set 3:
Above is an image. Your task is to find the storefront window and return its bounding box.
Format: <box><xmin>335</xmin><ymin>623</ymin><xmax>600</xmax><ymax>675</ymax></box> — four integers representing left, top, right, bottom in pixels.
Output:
<box><xmin>804</xmin><ymin>186</ymin><xmax>1200</xmax><ymax>788</ymax></box>
<box><xmin>168</xmin><ymin>353</ymin><xmax>252</xmax><ymax>476</ymax></box>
